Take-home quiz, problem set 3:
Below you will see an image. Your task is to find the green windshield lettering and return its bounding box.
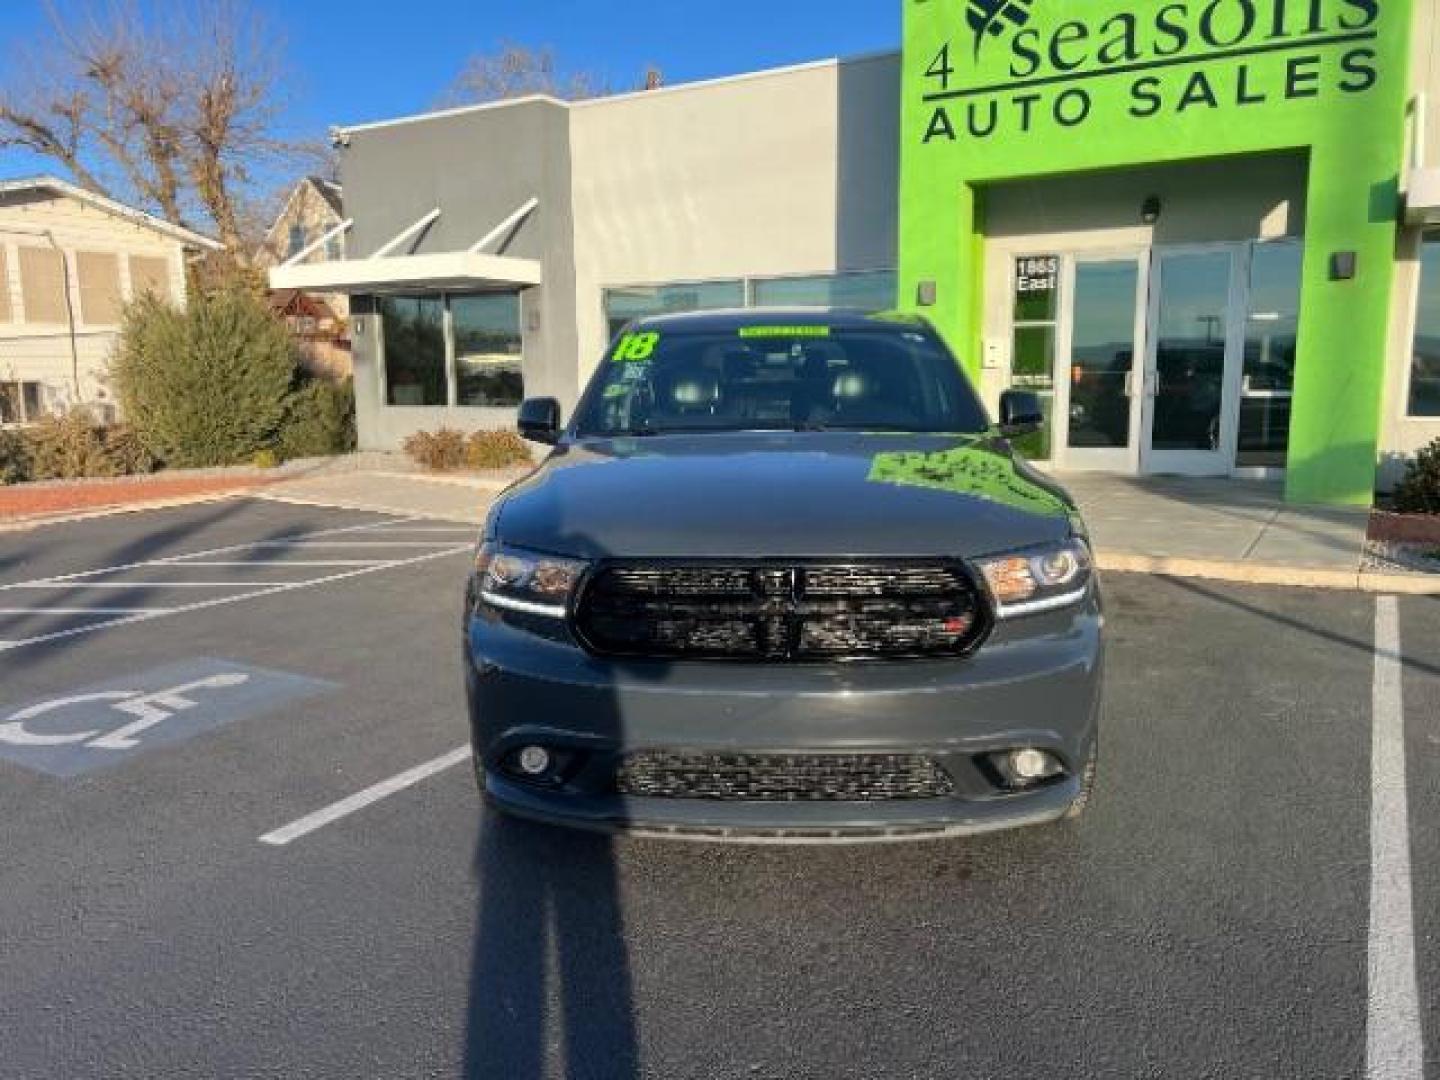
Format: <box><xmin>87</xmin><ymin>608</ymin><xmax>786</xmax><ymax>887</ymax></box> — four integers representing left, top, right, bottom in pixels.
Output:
<box><xmin>738</xmin><ymin>326</ymin><xmax>831</xmax><ymax>339</ymax></box>
<box><xmin>612</xmin><ymin>332</ymin><xmax>660</xmax><ymax>362</ymax></box>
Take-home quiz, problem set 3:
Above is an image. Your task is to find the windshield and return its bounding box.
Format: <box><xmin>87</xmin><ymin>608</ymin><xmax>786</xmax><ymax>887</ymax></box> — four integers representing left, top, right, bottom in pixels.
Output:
<box><xmin>572</xmin><ymin>324</ymin><xmax>991</xmax><ymax>437</ymax></box>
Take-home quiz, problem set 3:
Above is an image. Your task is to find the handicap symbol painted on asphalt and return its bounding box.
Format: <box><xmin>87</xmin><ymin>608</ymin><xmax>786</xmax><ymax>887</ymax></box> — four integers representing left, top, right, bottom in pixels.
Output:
<box><xmin>0</xmin><ymin>659</ymin><xmax>335</xmax><ymax>777</ymax></box>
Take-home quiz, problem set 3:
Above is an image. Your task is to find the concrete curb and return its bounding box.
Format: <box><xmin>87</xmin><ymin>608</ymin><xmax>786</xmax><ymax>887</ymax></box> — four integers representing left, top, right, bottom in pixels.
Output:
<box><xmin>0</xmin><ymin>490</ymin><xmax>251</xmax><ymax>534</ymax></box>
<box><xmin>1096</xmin><ymin>553</ymin><xmax>1440</xmax><ymax>595</ymax></box>
<box><xmin>367</xmin><ymin>470</ymin><xmax>517</xmax><ymax>492</ymax></box>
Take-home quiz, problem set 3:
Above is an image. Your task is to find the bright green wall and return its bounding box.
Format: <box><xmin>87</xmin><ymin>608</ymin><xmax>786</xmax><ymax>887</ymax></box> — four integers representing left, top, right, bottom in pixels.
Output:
<box><xmin>900</xmin><ymin>0</ymin><xmax>1415</xmax><ymax>504</ymax></box>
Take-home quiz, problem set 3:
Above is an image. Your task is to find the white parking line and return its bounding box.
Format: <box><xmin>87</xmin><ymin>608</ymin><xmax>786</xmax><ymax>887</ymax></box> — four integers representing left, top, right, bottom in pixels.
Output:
<box><xmin>259</xmin><ymin>745</ymin><xmax>471</xmax><ymax>846</ymax></box>
<box><xmin>6</xmin><ymin>582</ymin><xmax>278</xmax><ymax>589</ymax></box>
<box><xmin>0</xmin><ymin>516</ymin><xmax>424</xmax><ymax>591</ymax></box>
<box><xmin>170</xmin><ymin>560</ymin><xmax>391</xmax><ymax>568</ymax></box>
<box><xmin>0</xmin><ymin>512</ymin><xmax>474</xmax><ymax>654</ymax></box>
<box><xmin>1367</xmin><ymin>596</ymin><xmax>1423</xmax><ymax>1080</ymax></box>
<box><xmin>0</xmin><ymin>607</ymin><xmax>171</xmax><ymax>615</ymax></box>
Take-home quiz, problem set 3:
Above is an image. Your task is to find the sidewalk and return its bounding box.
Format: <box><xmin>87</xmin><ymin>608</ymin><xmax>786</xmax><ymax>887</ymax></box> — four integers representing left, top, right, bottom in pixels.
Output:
<box><xmin>258</xmin><ymin>465</ymin><xmax>518</xmax><ymax>523</ymax></box>
<box><xmin>1052</xmin><ymin>473</ymin><xmax>1434</xmax><ymax>593</ymax></box>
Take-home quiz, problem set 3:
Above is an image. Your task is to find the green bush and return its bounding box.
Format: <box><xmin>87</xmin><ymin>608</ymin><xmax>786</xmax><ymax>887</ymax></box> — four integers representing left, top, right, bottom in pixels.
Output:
<box><xmin>112</xmin><ymin>287</ymin><xmax>297</xmax><ymax>467</ymax></box>
<box><xmin>1394</xmin><ymin>438</ymin><xmax>1440</xmax><ymax>514</ymax></box>
<box><xmin>278</xmin><ymin>378</ymin><xmax>356</xmax><ymax>461</ymax></box>
<box><xmin>0</xmin><ymin>427</ymin><xmax>31</xmax><ymax>485</ymax></box>
<box><xmin>465</xmin><ymin>430</ymin><xmax>532</xmax><ymax>470</ymax></box>
<box><xmin>99</xmin><ymin>424</ymin><xmax>158</xmax><ymax>477</ymax></box>
<box><xmin>19</xmin><ymin>412</ymin><xmax>160</xmax><ymax>481</ymax></box>
<box><xmin>403</xmin><ymin>428</ymin><xmax>467</xmax><ymax>471</ymax></box>
<box><xmin>26</xmin><ymin>411</ymin><xmax>120</xmax><ymax>481</ymax></box>
<box><xmin>252</xmin><ymin>448</ymin><xmax>280</xmax><ymax>470</ymax></box>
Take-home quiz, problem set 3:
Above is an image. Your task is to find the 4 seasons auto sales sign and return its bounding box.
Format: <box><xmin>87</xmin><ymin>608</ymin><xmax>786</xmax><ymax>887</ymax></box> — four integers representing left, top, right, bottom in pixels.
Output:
<box><xmin>917</xmin><ymin>0</ymin><xmax>1383</xmax><ymax>143</ymax></box>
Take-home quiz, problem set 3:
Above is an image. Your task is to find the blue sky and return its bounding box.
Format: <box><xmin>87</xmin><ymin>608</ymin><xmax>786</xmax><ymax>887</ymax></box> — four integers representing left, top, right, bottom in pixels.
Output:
<box><xmin>0</xmin><ymin>0</ymin><xmax>899</xmax><ymax>179</ymax></box>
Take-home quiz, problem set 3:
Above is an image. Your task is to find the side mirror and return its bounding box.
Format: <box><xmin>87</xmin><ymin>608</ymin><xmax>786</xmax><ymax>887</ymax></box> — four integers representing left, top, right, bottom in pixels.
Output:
<box><xmin>998</xmin><ymin>390</ymin><xmax>1045</xmax><ymax>438</ymax></box>
<box><xmin>517</xmin><ymin>397</ymin><xmax>562</xmax><ymax>445</ymax></box>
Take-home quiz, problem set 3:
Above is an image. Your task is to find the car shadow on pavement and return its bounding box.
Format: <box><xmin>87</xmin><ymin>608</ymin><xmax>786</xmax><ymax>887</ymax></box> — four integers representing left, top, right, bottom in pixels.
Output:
<box><xmin>464</xmin><ymin>818</ymin><xmax>638</xmax><ymax>1079</ymax></box>
<box><xmin>1155</xmin><ymin>574</ymin><xmax>1440</xmax><ymax>676</ymax></box>
<box><xmin>462</xmin><ymin>513</ymin><xmax>645</xmax><ymax>1079</ymax></box>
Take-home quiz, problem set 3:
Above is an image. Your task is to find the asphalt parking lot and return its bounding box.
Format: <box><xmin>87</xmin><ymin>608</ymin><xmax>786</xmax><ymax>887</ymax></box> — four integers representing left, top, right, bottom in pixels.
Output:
<box><xmin>0</xmin><ymin>497</ymin><xmax>1435</xmax><ymax>1079</ymax></box>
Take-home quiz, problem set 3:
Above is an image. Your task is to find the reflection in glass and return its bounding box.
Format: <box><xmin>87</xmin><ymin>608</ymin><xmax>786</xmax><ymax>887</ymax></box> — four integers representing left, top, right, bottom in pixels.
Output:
<box><xmin>1238</xmin><ymin>243</ymin><xmax>1302</xmax><ymax>467</ymax></box>
<box><xmin>1010</xmin><ymin>325</ymin><xmax>1055</xmax><ymax>460</ymax></box>
<box><xmin>1410</xmin><ymin>238</ymin><xmax>1440</xmax><ymax>417</ymax></box>
<box><xmin>1152</xmin><ymin>252</ymin><xmax>1230</xmax><ymax>451</ymax></box>
<box><xmin>603</xmin><ymin>281</ymin><xmax>744</xmax><ymax>340</ymax></box>
<box><xmin>380</xmin><ymin>296</ymin><xmax>447</xmax><ymax>407</ymax></box>
<box><xmin>1068</xmin><ymin>261</ymin><xmax>1137</xmax><ymax>450</ymax></box>
<box><xmin>454</xmin><ymin>294</ymin><xmax>524</xmax><ymax>408</ymax></box>
<box><xmin>752</xmin><ymin>270</ymin><xmax>897</xmax><ymax>311</ymax></box>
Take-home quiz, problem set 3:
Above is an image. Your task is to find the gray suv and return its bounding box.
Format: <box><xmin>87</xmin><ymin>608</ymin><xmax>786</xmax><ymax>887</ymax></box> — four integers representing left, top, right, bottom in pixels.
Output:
<box><xmin>463</xmin><ymin>309</ymin><xmax>1102</xmax><ymax>841</ymax></box>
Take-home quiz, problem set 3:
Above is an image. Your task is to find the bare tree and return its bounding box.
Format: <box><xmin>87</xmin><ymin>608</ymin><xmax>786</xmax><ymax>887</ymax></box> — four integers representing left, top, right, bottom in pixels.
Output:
<box><xmin>0</xmin><ymin>0</ymin><xmax>318</xmax><ymax>253</ymax></box>
<box><xmin>442</xmin><ymin>42</ymin><xmax>662</xmax><ymax>105</ymax></box>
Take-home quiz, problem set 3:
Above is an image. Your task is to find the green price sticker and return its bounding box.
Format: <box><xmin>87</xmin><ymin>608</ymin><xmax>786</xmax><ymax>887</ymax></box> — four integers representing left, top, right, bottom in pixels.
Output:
<box><xmin>613</xmin><ymin>332</ymin><xmax>660</xmax><ymax>362</ymax></box>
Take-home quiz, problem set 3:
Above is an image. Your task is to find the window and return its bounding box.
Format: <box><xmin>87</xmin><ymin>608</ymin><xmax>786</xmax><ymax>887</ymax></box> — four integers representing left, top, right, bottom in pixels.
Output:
<box><xmin>0</xmin><ymin>248</ymin><xmax>11</xmax><ymax>323</ymax></box>
<box><xmin>324</xmin><ymin>233</ymin><xmax>343</xmax><ymax>262</ymax></box>
<box><xmin>453</xmin><ymin>294</ymin><xmax>524</xmax><ymax>407</ymax></box>
<box><xmin>1009</xmin><ymin>255</ymin><xmax>1060</xmax><ymax>460</ymax></box>
<box><xmin>604</xmin><ymin>281</ymin><xmax>744</xmax><ymax>340</ymax></box>
<box><xmin>288</xmin><ymin>224</ymin><xmax>307</xmax><ymax>259</ymax></box>
<box><xmin>76</xmin><ymin>251</ymin><xmax>122</xmax><ymax>325</ymax></box>
<box><xmin>0</xmin><ymin>381</ymin><xmax>44</xmax><ymax>424</ymax></box>
<box><xmin>575</xmin><ymin>324</ymin><xmax>987</xmax><ymax>437</ymax></box>
<box><xmin>1411</xmin><ymin>237</ymin><xmax>1440</xmax><ymax>417</ymax></box>
<box><xmin>751</xmin><ymin>270</ymin><xmax>897</xmax><ymax>311</ymax></box>
<box><xmin>129</xmin><ymin>255</ymin><xmax>173</xmax><ymax>302</ymax></box>
<box><xmin>1238</xmin><ymin>242</ymin><xmax>1302</xmax><ymax>467</ymax></box>
<box><xmin>18</xmin><ymin>246</ymin><xmax>67</xmax><ymax>324</ymax></box>
<box><xmin>380</xmin><ymin>296</ymin><xmax>447</xmax><ymax>407</ymax></box>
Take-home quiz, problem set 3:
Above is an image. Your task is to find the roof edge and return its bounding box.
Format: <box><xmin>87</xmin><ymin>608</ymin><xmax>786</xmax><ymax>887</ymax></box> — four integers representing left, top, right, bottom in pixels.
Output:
<box><xmin>0</xmin><ymin>175</ymin><xmax>225</xmax><ymax>250</ymax></box>
<box><xmin>337</xmin><ymin>49</ymin><xmax>901</xmax><ymax>137</ymax></box>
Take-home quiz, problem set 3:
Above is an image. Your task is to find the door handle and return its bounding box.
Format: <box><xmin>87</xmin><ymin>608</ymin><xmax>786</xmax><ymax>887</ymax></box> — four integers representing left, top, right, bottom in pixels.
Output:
<box><xmin>1124</xmin><ymin>370</ymin><xmax>1136</xmax><ymax>398</ymax></box>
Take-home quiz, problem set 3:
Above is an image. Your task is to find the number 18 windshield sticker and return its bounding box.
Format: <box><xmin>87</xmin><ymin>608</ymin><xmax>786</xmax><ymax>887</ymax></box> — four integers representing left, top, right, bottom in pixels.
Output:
<box><xmin>612</xmin><ymin>332</ymin><xmax>660</xmax><ymax>362</ymax></box>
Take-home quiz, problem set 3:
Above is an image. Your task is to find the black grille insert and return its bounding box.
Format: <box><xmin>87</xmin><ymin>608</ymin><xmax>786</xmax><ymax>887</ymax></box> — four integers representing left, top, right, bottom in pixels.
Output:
<box><xmin>575</xmin><ymin>561</ymin><xmax>986</xmax><ymax>661</ymax></box>
<box><xmin>616</xmin><ymin>752</ymin><xmax>956</xmax><ymax>801</ymax></box>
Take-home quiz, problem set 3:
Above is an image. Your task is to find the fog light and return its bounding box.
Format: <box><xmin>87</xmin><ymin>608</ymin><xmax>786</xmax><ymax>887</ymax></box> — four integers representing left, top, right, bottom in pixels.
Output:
<box><xmin>1009</xmin><ymin>748</ymin><xmax>1062</xmax><ymax>783</ymax></box>
<box><xmin>1010</xmin><ymin>749</ymin><xmax>1051</xmax><ymax>780</ymax></box>
<box><xmin>517</xmin><ymin>745</ymin><xmax>552</xmax><ymax>777</ymax></box>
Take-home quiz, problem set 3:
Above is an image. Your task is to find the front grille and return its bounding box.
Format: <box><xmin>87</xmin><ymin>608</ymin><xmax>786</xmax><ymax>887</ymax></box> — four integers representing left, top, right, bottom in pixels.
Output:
<box><xmin>574</xmin><ymin>562</ymin><xmax>986</xmax><ymax>661</ymax></box>
<box><xmin>616</xmin><ymin>752</ymin><xmax>956</xmax><ymax>801</ymax></box>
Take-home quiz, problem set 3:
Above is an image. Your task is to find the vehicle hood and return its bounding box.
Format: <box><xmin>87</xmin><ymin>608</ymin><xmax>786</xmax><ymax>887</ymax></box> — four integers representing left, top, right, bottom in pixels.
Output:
<box><xmin>493</xmin><ymin>432</ymin><xmax>1077</xmax><ymax>560</ymax></box>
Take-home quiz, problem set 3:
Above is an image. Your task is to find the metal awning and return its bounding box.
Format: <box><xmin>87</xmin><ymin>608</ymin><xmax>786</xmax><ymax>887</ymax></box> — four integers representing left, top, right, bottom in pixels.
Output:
<box><xmin>268</xmin><ymin>250</ymin><xmax>541</xmax><ymax>294</ymax></box>
<box><xmin>267</xmin><ymin>200</ymin><xmax>541</xmax><ymax>294</ymax></box>
<box><xmin>1405</xmin><ymin>167</ymin><xmax>1440</xmax><ymax>226</ymax></box>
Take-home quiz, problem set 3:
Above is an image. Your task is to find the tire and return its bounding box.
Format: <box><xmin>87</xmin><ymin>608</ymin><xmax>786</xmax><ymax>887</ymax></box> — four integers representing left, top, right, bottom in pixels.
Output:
<box><xmin>1063</xmin><ymin>740</ymin><xmax>1099</xmax><ymax>820</ymax></box>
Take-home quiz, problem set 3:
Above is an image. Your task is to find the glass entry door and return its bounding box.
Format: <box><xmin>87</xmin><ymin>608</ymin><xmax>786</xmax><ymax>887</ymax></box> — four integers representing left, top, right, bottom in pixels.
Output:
<box><xmin>1140</xmin><ymin>247</ymin><xmax>1245</xmax><ymax>476</ymax></box>
<box><xmin>1055</xmin><ymin>256</ymin><xmax>1146</xmax><ymax>472</ymax></box>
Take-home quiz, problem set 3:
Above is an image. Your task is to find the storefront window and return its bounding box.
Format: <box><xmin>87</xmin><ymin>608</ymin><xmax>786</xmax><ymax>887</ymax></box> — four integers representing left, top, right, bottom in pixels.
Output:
<box><xmin>453</xmin><ymin>294</ymin><xmax>524</xmax><ymax>408</ymax></box>
<box><xmin>380</xmin><ymin>296</ymin><xmax>447</xmax><ymax>407</ymax></box>
<box><xmin>1010</xmin><ymin>256</ymin><xmax>1060</xmax><ymax>459</ymax></box>
<box><xmin>751</xmin><ymin>270</ymin><xmax>897</xmax><ymax>311</ymax></box>
<box><xmin>604</xmin><ymin>281</ymin><xmax>744</xmax><ymax>340</ymax></box>
<box><xmin>1411</xmin><ymin>237</ymin><xmax>1440</xmax><ymax>417</ymax></box>
<box><xmin>1238</xmin><ymin>242</ymin><xmax>1302</xmax><ymax>467</ymax></box>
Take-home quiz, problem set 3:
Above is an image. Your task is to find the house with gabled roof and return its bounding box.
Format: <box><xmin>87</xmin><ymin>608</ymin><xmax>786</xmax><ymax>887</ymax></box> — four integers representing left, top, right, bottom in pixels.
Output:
<box><xmin>0</xmin><ymin>175</ymin><xmax>222</xmax><ymax>424</ymax></box>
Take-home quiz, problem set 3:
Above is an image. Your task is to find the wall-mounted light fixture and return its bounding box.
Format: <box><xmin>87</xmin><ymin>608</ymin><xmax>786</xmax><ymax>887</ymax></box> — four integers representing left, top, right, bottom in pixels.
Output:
<box><xmin>916</xmin><ymin>280</ymin><xmax>938</xmax><ymax>307</ymax></box>
<box><xmin>1141</xmin><ymin>196</ymin><xmax>1163</xmax><ymax>225</ymax></box>
<box><xmin>1330</xmin><ymin>251</ymin><xmax>1358</xmax><ymax>281</ymax></box>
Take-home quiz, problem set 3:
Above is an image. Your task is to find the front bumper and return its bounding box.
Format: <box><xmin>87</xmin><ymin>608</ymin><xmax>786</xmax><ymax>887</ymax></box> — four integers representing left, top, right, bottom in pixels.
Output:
<box><xmin>464</xmin><ymin>592</ymin><xmax>1103</xmax><ymax>841</ymax></box>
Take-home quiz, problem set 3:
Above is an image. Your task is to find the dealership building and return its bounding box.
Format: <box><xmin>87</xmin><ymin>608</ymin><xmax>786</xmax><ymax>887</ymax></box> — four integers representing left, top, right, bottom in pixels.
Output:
<box><xmin>271</xmin><ymin>0</ymin><xmax>1440</xmax><ymax>504</ymax></box>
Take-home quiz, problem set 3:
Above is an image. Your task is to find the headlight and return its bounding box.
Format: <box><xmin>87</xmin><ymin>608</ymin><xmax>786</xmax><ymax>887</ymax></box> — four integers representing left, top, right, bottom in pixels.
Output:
<box><xmin>974</xmin><ymin>538</ymin><xmax>1093</xmax><ymax>618</ymax></box>
<box><xmin>473</xmin><ymin>543</ymin><xmax>588</xmax><ymax>619</ymax></box>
